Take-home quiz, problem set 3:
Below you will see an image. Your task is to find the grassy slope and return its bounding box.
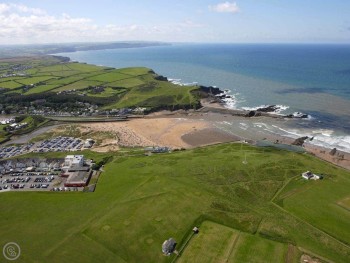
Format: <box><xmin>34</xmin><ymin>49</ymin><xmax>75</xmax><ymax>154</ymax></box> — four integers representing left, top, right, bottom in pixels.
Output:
<box><xmin>1</xmin><ymin>57</ymin><xmax>200</xmax><ymax>111</ymax></box>
<box><xmin>0</xmin><ymin>144</ymin><xmax>349</xmax><ymax>262</ymax></box>
<box><xmin>275</xmin><ymin>166</ymin><xmax>350</xmax><ymax>245</ymax></box>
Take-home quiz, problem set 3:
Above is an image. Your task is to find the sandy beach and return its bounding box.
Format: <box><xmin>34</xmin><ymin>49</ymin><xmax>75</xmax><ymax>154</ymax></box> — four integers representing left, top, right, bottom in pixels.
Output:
<box><xmin>72</xmin><ymin>107</ymin><xmax>350</xmax><ymax>171</ymax></box>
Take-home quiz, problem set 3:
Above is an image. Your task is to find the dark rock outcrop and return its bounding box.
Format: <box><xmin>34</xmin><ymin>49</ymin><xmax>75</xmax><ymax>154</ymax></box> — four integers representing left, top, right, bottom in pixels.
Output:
<box><xmin>199</xmin><ymin>86</ymin><xmax>223</xmax><ymax>96</ymax></box>
<box><xmin>245</xmin><ymin>111</ymin><xmax>262</xmax><ymax>117</ymax></box>
<box><xmin>329</xmin><ymin>148</ymin><xmax>337</xmax><ymax>156</ymax></box>
<box><xmin>256</xmin><ymin>105</ymin><xmax>279</xmax><ymax>113</ymax></box>
<box><xmin>284</xmin><ymin>113</ymin><xmax>309</xmax><ymax>119</ymax></box>
<box><xmin>292</xmin><ymin>136</ymin><xmax>309</xmax><ymax>146</ymax></box>
<box><xmin>154</xmin><ymin>75</ymin><xmax>168</xmax><ymax>81</ymax></box>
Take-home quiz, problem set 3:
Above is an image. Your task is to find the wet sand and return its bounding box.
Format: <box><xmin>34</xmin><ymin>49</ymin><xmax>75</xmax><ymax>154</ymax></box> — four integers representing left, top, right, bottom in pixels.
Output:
<box><xmin>182</xmin><ymin>127</ymin><xmax>241</xmax><ymax>147</ymax></box>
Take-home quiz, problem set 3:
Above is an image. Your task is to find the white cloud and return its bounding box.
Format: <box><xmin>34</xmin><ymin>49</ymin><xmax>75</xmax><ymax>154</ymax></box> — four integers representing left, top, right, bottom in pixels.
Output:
<box><xmin>0</xmin><ymin>3</ymin><xmax>46</xmax><ymax>15</ymax></box>
<box><xmin>209</xmin><ymin>2</ymin><xmax>240</xmax><ymax>14</ymax></box>
<box><xmin>0</xmin><ymin>3</ymin><xmax>148</xmax><ymax>44</ymax></box>
<box><xmin>0</xmin><ymin>3</ymin><xmax>207</xmax><ymax>44</ymax></box>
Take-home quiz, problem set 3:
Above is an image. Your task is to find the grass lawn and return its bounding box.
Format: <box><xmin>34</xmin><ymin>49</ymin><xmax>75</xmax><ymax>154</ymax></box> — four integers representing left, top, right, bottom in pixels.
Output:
<box><xmin>87</xmin><ymin>87</ymin><xmax>127</xmax><ymax>97</ymax></box>
<box><xmin>177</xmin><ymin>221</ymin><xmax>240</xmax><ymax>263</ymax></box>
<box><xmin>46</xmin><ymin>73</ymin><xmax>95</xmax><ymax>85</ymax></box>
<box><xmin>53</xmin><ymin>80</ymin><xmax>103</xmax><ymax>92</ymax></box>
<box><xmin>0</xmin><ymin>80</ymin><xmax>23</xmax><ymax>89</ymax></box>
<box><xmin>107</xmin><ymin>77</ymin><xmax>145</xmax><ymax>88</ymax></box>
<box><xmin>87</xmin><ymin>71</ymin><xmax>131</xmax><ymax>82</ymax></box>
<box><xmin>66</xmin><ymin>62</ymin><xmax>109</xmax><ymax>72</ymax></box>
<box><xmin>0</xmin><ymin>144</ymin><xmax>349</xmax><ymax>262</ymax></box>
<box><xmin>275</xmin><ymin>171</ymin><xmax>350</xmax><ymax>245</ymax></box>
<box><xmin>337</xmin><ymin>196</ymin><xmax>350</xmax><ymax>210</ymax></box>
<box><xmin>24</xmin><ymin>84</ymin><xmax>60</xmax><ymax>94</ymax></box>
<box><xmin>115</xmin><ymin>67</ymin><xmax>152</xmax><ymax>76</ymax></box>
<box><xmin>230</xmin><ymin>232</ymin><xmax>289</xmax><ymax>263</ymax></box>
<box><xmin>16</xmin><ymin>76</ymin><xmax>56</xmax><ymax>85</ymax></box>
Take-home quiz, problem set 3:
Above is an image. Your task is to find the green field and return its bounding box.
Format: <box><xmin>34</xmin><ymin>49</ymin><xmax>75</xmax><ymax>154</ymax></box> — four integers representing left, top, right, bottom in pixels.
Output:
<box><xmin>0</xmin><ymin>80</ymin><xmax>23</xmax><ymax>89</ymax></box>
<box><xmin>24</xmin><ymin>84</ymin><xmax>60</xmax><ymax>94</ymax></box>
<box><xmin>87</xmin><ymin>71</ymin><xmax>131</xmax><ymax>82</ymax></box>
<box><xmin>54</xmin><ymin>80</ymin><xmax>104</xmax><ymax>91</ymax></box>
<box><xmin>178</xmin><ymin>221</ymin><xmax>295</xmax><ymax>263</ymax></box>
<box><xmin>275</xmin><ymin>170</ymin><xmax>350</xmax><ymax>246</ymax></box>
<box><xmin>0</xmin><ymin>57</ymin><xmax>201</xmax><ymax>111</ymax></box>
<box><xmin>108</xmin><ymin>78</ymin><xmax>145</xmax><ymax>88</ymax></box>
<box><xmin>16</xmin><ymin>76</ymin><xmax>56</xmax><ymax>85</ymax></box>
<box><xmin>0</xmin><ymin>144</ymin><xmax>349</xmax><ymax>262</ymax></box>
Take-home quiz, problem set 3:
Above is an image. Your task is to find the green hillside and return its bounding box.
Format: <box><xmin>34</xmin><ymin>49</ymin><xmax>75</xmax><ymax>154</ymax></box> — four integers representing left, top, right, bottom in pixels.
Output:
<box><xmin>0</xmin><ymin>143</ymin><xmax>349</xmax><ymax>262</ymax></box>
<box><xmin>0</xmin><ymin>57</ymin><xmax>200</xmax><ymax>113</ymax></box>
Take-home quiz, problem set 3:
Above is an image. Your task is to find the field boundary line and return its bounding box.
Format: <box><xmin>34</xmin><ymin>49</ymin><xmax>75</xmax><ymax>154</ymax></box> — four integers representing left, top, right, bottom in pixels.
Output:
<box><xmin>270</xmin><ymin>175</ymin><xmax>298</xmax><ymax>202</ymax></box>
<box><xmin>298</xmin><ymin>247</ymin><xmax>335</xmax><ymax>263</ymax></box>
<box><xmin>81</xmin><ymin>232</ymin><xmax>127</xmax><ymax>262</ymax></box>
<box><xmin>223</xmin><ymin>232</ymin><xmax>241</xmax><ymax>262</ymax></box>
<box><xmin>271</xmin><ymin>202</ymin><xmax>350</xmax><ymax>250</ymax></box>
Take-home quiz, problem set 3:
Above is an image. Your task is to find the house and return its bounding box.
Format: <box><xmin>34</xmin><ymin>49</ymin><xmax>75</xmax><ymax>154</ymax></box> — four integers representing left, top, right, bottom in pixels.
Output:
<box><xmin>302</xmin><ymin>171</ymin><xmax>322</xmax><ymax>180</ymax></box>
<box><xmin>302</xmin><ymin>171</ymin><xmax>313</xmax><ymax>180</ymax></box>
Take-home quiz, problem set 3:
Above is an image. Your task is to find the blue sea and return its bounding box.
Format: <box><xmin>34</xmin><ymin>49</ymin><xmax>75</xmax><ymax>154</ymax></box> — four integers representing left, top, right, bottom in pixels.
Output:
<box><xmin>57</xmin><ymin>44</ymin><xmax>350</xmax><ymax>152</ymax></box>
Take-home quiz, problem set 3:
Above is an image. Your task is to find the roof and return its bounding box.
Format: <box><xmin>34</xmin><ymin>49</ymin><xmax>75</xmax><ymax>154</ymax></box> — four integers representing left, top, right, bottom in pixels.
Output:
<box><xmin>162</xmin><ymin>238</ymin><xmax>176</xmax><ymax>255</ymax></box>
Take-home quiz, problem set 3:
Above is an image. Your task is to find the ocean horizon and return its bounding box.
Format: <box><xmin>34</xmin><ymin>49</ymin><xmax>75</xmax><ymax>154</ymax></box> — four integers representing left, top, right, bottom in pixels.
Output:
<box><xmin>56</xmin><ymin>43</ymin><xmax>350</xmax><ymax>152</ymax></box>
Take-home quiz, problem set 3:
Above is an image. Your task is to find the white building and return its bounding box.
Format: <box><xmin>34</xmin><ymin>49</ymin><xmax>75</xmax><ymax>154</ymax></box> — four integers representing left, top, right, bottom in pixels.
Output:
<box><xmin>64</xmin><ymin>155</ymin><xmax>84</xmax><ymax>169</ymax></box>
<box><xmin>302</xmin><ymin>171</ymin><xmax>322</xmax><ymax>180</ymax></box>
<box><xmin>83</xmin><ymin>139</ymin><xmax>94</xmax><ymax>149</ymax></box>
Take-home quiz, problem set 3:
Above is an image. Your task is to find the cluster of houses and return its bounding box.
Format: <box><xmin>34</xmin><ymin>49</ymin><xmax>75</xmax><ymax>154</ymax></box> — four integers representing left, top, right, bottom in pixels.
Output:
<box><xmin>0</xmin><ymin>118</ymin><xmax>15</xmax><ymax>125</ymax></box>
<box><xmin>0</xmin><ymin>155</ymin><xmax>94</xmax><ymax>191</ymax></box>
<box><xmin>0</xmin><ymin>117</ymin><xmax>28</xmax><ymax>132</ymax></box>
<box><xmin>144</xmin><ymin>146</ymin><xmax>171</xmax><ymax>153</ymax></box>
<box><xmin>0</xmin><ymin>158</ymin><xmax>63</xmax><ymax>174</ymax></box>
<box><xmin>0</xmin><ymin>72</ymin><xmax>27</xmax><ymax>78</ymax></box>
<box><xmin>6</xmin><ymin>122</ymin><xmax>28</xmax><ymax>131</ymax></box>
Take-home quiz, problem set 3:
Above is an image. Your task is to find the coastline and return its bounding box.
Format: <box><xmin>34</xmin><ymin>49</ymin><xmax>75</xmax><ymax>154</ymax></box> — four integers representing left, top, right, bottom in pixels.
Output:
<box><xmin>67</xmin><ymin>108</ymin><xmax>350</xmax><ymax>171</ymax></box>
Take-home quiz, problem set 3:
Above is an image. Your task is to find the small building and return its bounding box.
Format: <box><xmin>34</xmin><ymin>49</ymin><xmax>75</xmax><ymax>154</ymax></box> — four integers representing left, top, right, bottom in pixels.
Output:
<box><xmin>193</xmin><ymin>227</ymin><xmax>199</xmax><ymax>234</ymax></box>
<box><xmin>302</xmin><ymin>171</ymin><xmax>313</xmax><ymax>180</ymax></box>
<box><xmin>162</xmin><ymin>238</ymin><xmax>177</xmax><ymax>256</ymax></box>
<box><xmin>302</xmin><ymin>171</ymin><xmax>322</xmax><ymax>180</ymax></box>
<box><xmin>84</xmin><ymin>139</ymin><xmax>94</xmax><ymax>149</ymax></box>
<box><xmin>26</xmin><ymin>166</ymin><xmax>35</xmax><ymax>172</ymax></box>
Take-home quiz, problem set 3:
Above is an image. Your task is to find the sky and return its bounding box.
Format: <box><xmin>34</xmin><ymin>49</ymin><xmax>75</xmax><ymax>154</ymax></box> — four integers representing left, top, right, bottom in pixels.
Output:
<box><xmin>0</xmin><ymin>0</ymin><xmax>349</xmax><ymax>45</ymax></box>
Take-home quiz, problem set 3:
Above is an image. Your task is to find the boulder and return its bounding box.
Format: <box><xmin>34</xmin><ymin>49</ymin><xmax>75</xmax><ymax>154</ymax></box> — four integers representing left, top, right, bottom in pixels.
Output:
<box><xmin>292</xmin><ymin>136</ymin><xmax>309</xmax><ymax>146</ymax></box>
<box><xmin>329</xmin><ymin>148</ymin><xmax>337</xmax><ymax>156</ymax></box>
<box><xmin>256</xmin><ymin>105</ymin><xmax>279</xmax><ymax>113</ymax></box>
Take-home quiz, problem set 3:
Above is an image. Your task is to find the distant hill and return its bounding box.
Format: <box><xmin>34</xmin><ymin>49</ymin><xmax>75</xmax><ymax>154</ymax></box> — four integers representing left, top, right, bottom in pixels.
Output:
<box><xmin>0</xmin><ymin>41</ymin><xmax>170</xmax><ymax>58</ymax></box>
